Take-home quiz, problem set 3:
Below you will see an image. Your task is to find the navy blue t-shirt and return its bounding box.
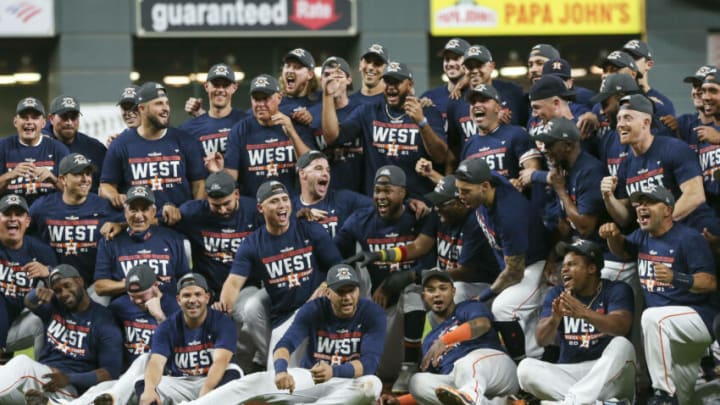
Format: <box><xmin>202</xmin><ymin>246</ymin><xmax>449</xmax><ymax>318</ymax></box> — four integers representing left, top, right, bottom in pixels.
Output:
<box><xmin>0</xmin><ymin>236</ymin><xmax>58</xmax><ymax>308</ymax></box>
<box><xmin>421</xmin><ymin>85</ymin><xmax>452</xmax><ymax>118</ymax></box>
<box><xmin>348</xmin><ymin>92</ymin><xmax>384</xmax><ymax>106</ymax></box>
<box><xmin>677</xmin><ymin>113</ymin><xmax>720</xmax><ymax>197</ymax></box>
<box><xmin>50</xmin><ymin>132</ymin><xmax>106</xmax><ymax>194</ymax></box>
<box><xmin>291</xmin><ymin>189</ymin><xmax>373</xmax><ymax>238</ymax></box>
<box><xmin>179</xmin><ymin>108</ymin><xmax>249</xmax><ymax>157</ymax></box>
<box><xmin>460</xmin><ymin>125</ymin><xmax>533</xmax><ymax>179</ymax></box>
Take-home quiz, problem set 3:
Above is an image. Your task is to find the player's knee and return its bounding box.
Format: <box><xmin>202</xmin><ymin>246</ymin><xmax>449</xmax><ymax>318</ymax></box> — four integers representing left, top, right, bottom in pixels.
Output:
<box><xmin>641</xmin><ymin>307</ymin><xmax>661</xmax><ymax>332</ymax></box>
<box><xmin>606</xmin><ymin>336</ymin><xmax>636</xmax><ymax>362</ymax></box>
<box><xmin>516</xmin><ymin>358</ymin><xmax>542</xmax><ymax>391</ymax></box>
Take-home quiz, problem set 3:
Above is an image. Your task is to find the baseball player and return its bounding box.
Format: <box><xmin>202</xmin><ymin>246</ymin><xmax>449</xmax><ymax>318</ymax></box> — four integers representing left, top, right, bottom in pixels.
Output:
<box><xmin>63</xmin><ymin>264</ymin><xmax>179</xmax><ymax>405</ymax></box>
<box><xmin>293</xmin><ymin>150</ymin><xmax>372</xmax><ymax>238</ymax></box>
<box><xmin>600</xmin><ymin>185</ymin><xmax>717</xmax><ymax>404</ymax></box>
<box><xmin>0</xmin><ymin>194</ymin><xmax>57</xmax><ymax>357</ymax></box>
<box><xmin>525</xmin><ymin>74</ymin><xmax>577</xmax><ymax>139</ymax></box>
<box><xmin>136</xmin><ymin>273</ymin><xmax>241</xmax><ymax>405</ymax></box>
<box><xmin>185</xmin><ymin>264</ymin><xmax>386</xmax><ymax>405</ymax></box>
<box><xmin>104</xmin><ymin>86</ymin><xmax>140</xmax><ymax>148</ymax></box>
<box><xmin>541</xmin><ymin>58</ymin><xmax>596</xmax><ymax>110</ymax></box>
<box><xmin>44</xmin><ymin>95</ymin><xmax>107</xmax><ymax>194</ymax></box>
<box><xmin>517</xmin><ymin>240</ymin><xmax>636</xmax><ymax>404</ymax></box>
<box><xmin>30</xmin><ymin>153</ymin><xmax>123</xmax><ymax>287</ymax></box>
<box><xmin>0</xmin><ymin>97</ymin><xmax>70</xmax><ymax>206</ymax></box>
<box><xmin>454</xmin><ymin>158</ymin><xmax>549</xmax><ymax>358</ymax></box>
<box><xmin>420</xmin><ymin>38</ymin><xmax>471</xmax><ymax>118</ymax></box>
<box><xmin>527</xmin><ymin>44</ymin><xmax>560</xmax><ymax>84</ymax></box>
<box><xmin>99</xmin><ymin>82</ymin><xmax>207</xmax><ymax>225</ymax></box>
<box><xmin>279</xmin><ymin>48</ymin><xmax>320</xmax><ymax>123</ymax></box>
<box><xmin>307</xmin><ymin>56</ymin><xmax>366</xmax><ymax>193</ymax></box>
<box><xmin>348</xmin><ymin>43</ymin><xmax>388</xmax><ymax>106</ymax></box>
<box><xmin>321</xmin><ymin>61</ymin><xmax>447</xmax><ymax>198</ymax></box>
<box><xmin>384</xmin><ymin>269</ymin><xmax>519</xmax><ymax>405</ymax></box>
<box><xmin>180</xmin><ymin>63</ymin><xmax>249</xmax><ymax>158</ymax></box>
<box><xmin>94</xmin><ymin>185</ymin><xmax>190</xmax><ymax>300</ymax></box>
<box><xmin>0</xmin><ymin>265</ymin><xmax>122</xmax><ymax>404</ymax></box>
<box><xmin>219</xmin><ymin>74</ymin><xmax>315</xmax><ymax>197</ymax></box>
<box><xmin>217</xmin><ymin>180</ymin><xmax>342</xmax><ymax>371</ymax></box>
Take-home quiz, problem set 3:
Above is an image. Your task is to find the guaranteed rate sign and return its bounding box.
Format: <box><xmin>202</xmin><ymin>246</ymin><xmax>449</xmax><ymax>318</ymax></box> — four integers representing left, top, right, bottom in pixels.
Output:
<box><xmin>137</xmin><ymin>0</ymin><xmax>356</xmax><ymax>37</ymax></box>
<box><xmin>430</xmin><ymin>0</ymin><xmax>645</xmax><ymax>36</ymax></box>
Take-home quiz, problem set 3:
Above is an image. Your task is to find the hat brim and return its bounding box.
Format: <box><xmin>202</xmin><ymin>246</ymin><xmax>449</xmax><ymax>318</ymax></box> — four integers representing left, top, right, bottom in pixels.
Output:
<box><xmin>0</xmin><ymin>203</ymin><xmax>29</xmax><ymax>213</ymax></box>
<box><xmin>16</xmin><ymin>107</ymin><xmax>45</xmax><ymax>116</ymax></box>
<box><xmin>61</xmin><ymin>163</ymin><xmax>96</xmax><ymax>176</ymax></box>
<box><xmin>421</xmin><ymin>269</ymin><xmax>453</xmax><ymax>286</ymax></box>
<box><xmin>590</xmin><ymin>92</ymin><xmax>613</xmax><ymax>104</ymax></box>
<box><xmin>382</xmin><ymin>72</ymin><xmax>411</xmax><ymax>82</ymax></box>
<box><xmin>683</xmin><ymin>76</ymin><xmax>702</xmax><ymax>85</ymax></box>
<box><xmin>424</xmin><ymin>191</ymin><xmax>454</xmax><ymax>206</ymax></box>
<box><xmin>361</xmin><ymin>52</ymin><xmax>388</xmax><ymax>63</ymax></box>
<box><xmin>328</xmin><ymin>279</ymin><xmax>360</xmax><ymax>292</ymax></box>
<box><xmin>629</xmin><ymin>191</ymin><xmax>671</xmax><ymax>206</ymax></box>
<box><xmin>250</xmin><ymin>88</ymin><xmax>278</xmax><ymax>96</ymax></box>
<box><xmin>555</xmin><ymin>241</ymin><xmax>604</xmax><ymax>269</ymax></box>
<box><xmin>125</xmin><ymin>195</ymin><xmax>155</xmax><ymax>205</ymax></box>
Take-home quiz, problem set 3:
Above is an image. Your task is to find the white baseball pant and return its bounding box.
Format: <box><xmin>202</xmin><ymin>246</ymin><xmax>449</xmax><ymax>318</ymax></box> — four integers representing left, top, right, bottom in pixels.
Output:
<box><xmin>0</xmin><ymin>355</ymin><xmax>78</xmax><ymax>404</ymax></box>
<box><xmin>134</xmin><ymin>363</ymin><xmax>243</xmax><ymax>404</ymax></box>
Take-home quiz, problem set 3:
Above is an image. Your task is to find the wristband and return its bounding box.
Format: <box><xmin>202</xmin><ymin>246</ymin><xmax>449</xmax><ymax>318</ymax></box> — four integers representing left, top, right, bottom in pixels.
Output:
<box><xmin>531</xmin><ymin>170</ymin><xmax>549</xmax><ymax>184</ymax></box>
<box><xmin>418</xmin><ymin>117</ymin><xmax>428</xmax><ymax>129</ymax></box>
<box><xmin>672</xmin><ymin>271</ymin><xmax>694</xmax><ymax>290</ymax></box>
<box><xmin>68</xmin><ymin>371</ymin><xmax>99</xmax><ymax>389</ymax></box>
<box><xmin>440</xmin><ymin>322</ymin><xmax>472</xmax><ymax>345</ymax></box>
<box><xmin>331</xmin><ymin>363</ymin><xmax>355</xmax><ymax>378</ymax></box>
<box><xmin>477</xmin><ymin>288</ymin><xmax>497</xmax><ymax>302</ymax></box>
<box><xmin>27</xmin><ymin>289</ymin><xmax>41</xmax><ymax>306</ymax></box>
<box><xmin>274</xmin><ymin>359</ymin><xmax>289</xmax><ymax>374</ymax></box>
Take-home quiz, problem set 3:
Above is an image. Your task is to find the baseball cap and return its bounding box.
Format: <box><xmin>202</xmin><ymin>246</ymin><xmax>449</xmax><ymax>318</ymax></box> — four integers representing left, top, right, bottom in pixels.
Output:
<box><xmin>705</xmin><ymin>74</ymin><xmax>720</xmax><ymax>86</ymax></box>
<box><xmin>361</xmin><ymin>43</ymin><xmax>388</xmax><ymax>63</ymax></box>
<box><xmin>528</xmin><ymin>44</ymin><xmax>560</xmax><ymax>61</ymax></box>
<box><xmin>0</xmin><ymin>194</ymin><xmax>29</xmax><ymax>213</ymax></box>
<box><xmin>441</xmin><ymin>38</ymin><xmax>470</xmax><ymax>57</ymax></box>
<box><xmin>684</xmin><ymin>65</ymin><xmax>718</xmax><ymax>85</ymax></box>
<box><xmin>125</xmin><ymin>185</ymin><xmax>155</xmax><ymax>205</ymax></box>
<box><xmin>284</xmin><ymin>48</ymin><xmax>315</xmax><ymax>70</ymax></box>
<box><xmin>555</xmin><ymin>239</ymin><xmax>604</xmax><ymax>270</ymax></box>
<box><xmin>463</xmin><ymin>45</ymin><xmax>493</xmax><ymax>64</ymax></box>
<box><xmin>296</xmin><ymin>150</ymin><xmax>327</xmax><ymax>171</ymax></box>
<box><xmin>465</xmin><ymin>84</ymin><xmax>501</xmax><ymax>103</ymax></box>
<box><xmin>256</xmin><ymin>180</ymin><xmax>289</xmax><ymax>204</ymax></box>
<box><xmin>16</xmin><ymin>97</ymin><xmax>45</xmax><ymax>116</ymax></box>
<box><xmin>619</xmin><ymin>94</ymin><xmax>654</xmax><ymax>116</ymax></box>
<box><xmin>321</xmin><ymin>56</ymin><xmax>351</xmax><ymax>76</ymax></box>
<box><xmin>49</xmin><ymin>264</ymin><xmax>82</xmax><ymax>286</ymax></box>
<box><xmin>205</xmin><ymin>172</ymin><xmax>236</xmax><ymax>198</ymax></box>
<box><xmin>529</xmin><ymin>75</ymin><xmax>576</xmax><ymax>101</ymax></box>
<box><xmin>622</xmin><ymin>39</ymin><xmax>653</xmax><ymax>60</ymax></box>
<box><xmin>59</xmin><ymin>153</ymin><xmax>95</xmax><ymax>176</ymax></box>
<box><xmin>117</xmin><ymin>85</ymin><xmax>139</xmax><ymax>106</ymax></box>
<box><xmin>424</xmin><ymin>175</ymin><xmax>459</xmax><ymax>206</ymax></box>
<box><xmin>455</xmin><ymin>158</ymin><xmax>493</xmax><ymax>184</ymax></box>
<box><xmin>136</xmin><ymin>82</ymin><xmax>167</xmax><ymax>104</ymax></box>
<box><xmin>421</xmin><ymin>268</ymin><xmax>453</xmax><ymax>286</ymax></box>
<box><xmin>49</xmin><ymin>95</ymin><xmax>81</xmax><ymax>115</ymax></box>
<box><xmin>374</xmin><ymin>165</ymin><xmax>406</xmax><ymax>187</ymax></box>
<box><xmin>590</xmin><ymin>73</ymin><xmax>641</xmax><ymax>104</ymax></box>
<box><xmin>602</xmin><ymin>51</ymin><xmax>639</xmax><ymax>72</ymax></box>
<box><xmin>534</xmin><ymin>117</ymin><xmax>580</xmax><ymax>144</ymax></box>
<box><xmin>542</xmin><ymin>58</ymin><xmax>571</xmax><ymax>80</ymax></box>
<box><xmin>326</xmin><ymin>264</ymin><xmax>360</xmax><ymax>292</ymax></box>
<box><xmin>177</xmin><ymin>272</ymin><xmax>210</xmax><ymax>293</ymax></box>
<box><xmin>382</xmin><ymin>61</ymin><xmax>413</xmax><ymax>81</ymax></box>
<box><xmin>206</xmin><ymin>63</ymin><xmax>236</xmax><ymax>82</ymax></box>
<box><xmin>125</xmin><ymin>264</ymin><xmax>157</xmax><ymax>293</ymax></box>
<box><xmin>249</xmin><ymin>74</ymin><xmax>281</xmax><ymax>96</ymax></box>
<box><xmin>629</xmin><ymin>184</ymin><xmax>675</xmax><ymax>208</ymax></box>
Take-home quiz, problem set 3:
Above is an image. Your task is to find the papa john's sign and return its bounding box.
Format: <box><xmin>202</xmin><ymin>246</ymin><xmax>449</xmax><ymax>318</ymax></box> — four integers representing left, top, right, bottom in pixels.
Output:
<box><xmin>137</xmin><ymin>0</ymin><xmax>356</xmax><ymax>37</ymax></box>
<box><xmin>431</xmin><ymin>0</ymin><xmax>645</xmax><ymax>36</ymax></box>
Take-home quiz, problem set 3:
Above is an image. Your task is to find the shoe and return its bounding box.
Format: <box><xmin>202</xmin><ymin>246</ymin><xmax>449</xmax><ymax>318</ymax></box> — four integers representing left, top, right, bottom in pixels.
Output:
<box><xmin>434</xmin><ymin>385</ymin><xmax>473</xmax><ymax>405</ymax></box>
<box><xmin>24</xmin><ymin>389</ymin><xmax>48</xmax><ymax>405</ymax></box>
<box><xmin>391</xmin><ymin>362</ymin><xmax>418</xmax><ymax>394</ymax></box>
<box><xmin>646</xmin><ymin>390</ymin><xmax>678</xmax><ymax>405</ymax></box>
<box><xmin>93</xmin><ymin>393</ymin><xmax>115</xmax><ymax>405</ymax></box>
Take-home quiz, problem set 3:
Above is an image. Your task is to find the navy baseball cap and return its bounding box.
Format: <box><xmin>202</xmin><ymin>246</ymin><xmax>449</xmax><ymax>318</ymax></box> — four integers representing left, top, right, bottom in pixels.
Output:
<box><xmin>205</xmin><ymin>172</ymin><xmax>236</xmax><ymax>198</ymax></box>
<box><xmin>249</xmin><ymin>74</ymin><xmax>281</xmax><ymax>96</ymax></box>
<box><xmin>326</xmin><ymin>264</ymin><xmax>360</xmax><ymax>292</ymax></box>
<box><xmin>555</xmin><ymin>239</ymin><xmax>604</xmax><ymax>270</ymax></box>
<box><xmin>602</xmin><ymin>51</ymin><xmax>639</xmax><ymax>72</ymax></box>
<box><xmin>126</xmin><ymin>264</ymin><xmax>157</xmax><ymax>293</ymax></box>
<box><xmin>256</xmin><ymin>180</ymin><xmax>289</xmax><ymax>204</ymax></box>
<box><xmin>284</xmin><ymin>48</ymin><xmax>315</xmax><ymax>69</ymax></box>
<box><xmin>16</xmin><ymin>97</ymin><xmax>45</xmax><ymax>116</ymax></box>
<box><xmin>125</xmin><ymin>185</ymin><xmax>155</xmax><ymax>205</ymax></box>
<box><xmin>455</xmin><ymin>158</ymin><xmax>493</xmax><ymax>184</ymax></box>
<box><xmin>117</xmin><ymin>85</ymin><xmax>139</xmax><ymax>106</ymax></box>
<box><xmin>50</xmin><ymin>95</ymin><xmax>81</xmax><ymax>115</ymax></box>
<box><xmin>684</xmin><ymin>65</ymin><xmax>718</xmax><ymax>85</ymax></box>
<box><xmin>529</xmin><ymin>75</ymin><xmax>575</xmax><ymax>101</ymax></box>
<box><xmin>463</xmin><ymin>45</ymin><xmax>493</xmax><ymax>64</ymax></box>
<box><xmin>296</xmin><ymin>150</ymin><xmax>327</xmax><ymax>171</ymax></box>
<box><xmin>441</xmin><ymin>38</ymin><xmax>470</xmax><ymax>57</ymax></box>
<box><xmin>136</xmin><ymin>82</ymin><xmax>167</xmax><ymax>104</ymax></box>
<box><xmin>622</xmin><ymin>39</ymin><xmax>653</xmax><ymax>60</ymax></box>
<box><xmin>590</xmin><ymin>73</ymin><xmax>641</xmax><ymax>104</ymax></box>
<box><xmin>424</xmin><ymin>175</ymin><xmax>459</xmax><ymax>206</ymax></box>
<box><xmin>0</xmin><ymin>194</ymin><xmax>29</xmax><ymax>213</ymax></box>
<box><xmin>382</xmin><ymin>61</ymin><xmax>413</xmax><ymax>81</ymax></box>
<box><xmin>421</xmin><ymin>268</ymin><xmax>453</xmax><ymax>286</ymax></box>
<box><xmin>49</xmin><ymin>264</ymin><xmax>82</xmax><ymax>286</ymax></box>
<box><xmin>207</xmin><ymin>63</ymin><xmax>235</xmax><ymax>82</ymax></box>
<box><xmin>528</xmin><ymin>44</ymin><xmax>560</xmax><ymax>61</ymax></box>
<box><xmin>629</xmin><ymin>184</ymin><xmax>675</xmax><ymax>208</ymax></box>
<box><xmin>465</xmin><ymin>84</ymin><xmax>501</xmax><ymax>103</ymax></box>
<box><xmin>542</xmin><ymin>58</ymin><xmax>571</xmax><ymax>80</ymax></box>
<box><xmin>534</xmin><ymin>117</ymin><xmax>580</xmax><ymax>144</ymax></box>
<box><xmin>374</xmin><ymin>165</ymin><xmax>406</xmax><ymax>187</ymax></box>
<box><xmin>361</xmin><ymin>43</ymin><xmax>388</xmax><ymax>63</ymax></box>
<box><xmin>59</xmin><ymin>153</ymin><xmax>95</xmax><ymax>175</ymax></box>
<box><xmin>619</xmin><ymin>94</ymin><xmax>654</xmax><ymax>116</ymax></box>
<box><xmin>177</xmin><ymin>272</ymin><xmax>210</xmax><ymax>293</ymax></box>
<box><xmin>321</xmin><ymin>56</ymin><xmax>351</xmax><ymax>76</ymax></box>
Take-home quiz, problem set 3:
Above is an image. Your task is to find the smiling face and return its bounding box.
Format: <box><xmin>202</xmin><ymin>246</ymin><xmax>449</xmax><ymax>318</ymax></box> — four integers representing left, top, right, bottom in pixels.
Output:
<box><xmin>0</xmin><ymin>207</ymin><xmax>30</xmax><ymax>249</ymax></box>
<box><xmin>282</xmin><ymin>60</ymin><xmax>313</xmax><ymax>97</ymax></box>
<box><xmin>251</xmin><ymin>92</ymin><xmax>281</xmax><ymax>123</ymax></box>
<box><xmin>359</xmin><ymin>55</ymin><xmax>386</xmax><ymax>90</ymax></box>
<box><xmin>258</xmin><ymin>192</ymin><xmax>292</xmax><ymax>231</ymax></box>
<box><xmin>702</xmin><ymin>80</ymin><xmax>720</xmax><ymax>118</ymax></box>
<box><xmin>443</xmin><ymin>53</ymin><xmax>465</xmax><ymax>82</ymax></box>
<box><xmin>299</xmin><ymin>157</ymin><xmax>331</xmax><ymax>201</ymax></box>
<box><xmin>205</xmin><ymin>78</ymin><xmax>237</xmax><ymax>110</ymax></box>
<box><xmin>50</xmin><ymin>111</ymin><xmax>80</xmax><ymax>143</ymax></box>
<box><xmin>61</xmin><ymin>169</ymin><xmax>93</xmax><ymax>201</ymax></box>
<box><xmin>124</xmin><ymin>200</ymin><xmax>155</xmax><ymax>233</ymax></box>
<box><xmin>530</xmin><ymin>97</ymin><xmax>558</xmax><ymax>124</ymax></box>
<box><xmin>383</xmin><ymin>77</ymin><xmax>412</xmax><ymax>108</ymax></box>
<box><xmin>129</xmin><ymin>285</ymin><xmax>159</xmax><ymax>311</ymax></box>
<box><xmin>560</xmin><ymin>252</ymin><xmax>596</xmax><ymax>293</ymax></box>
<box><xmin>140</xmin><ymin>97</ymin><xmax>170</xmax><ymax>130</ymax></box>
<box><xmin>120</xmin><ymin>103</ymin><xmax>139</xmax><ymax>128</ymax></box>
<box><xmin>52</xmin><ymin>277</ymin><xmax>86</xmax><ymax>311</ymax></box>
<box><xmin>13</xmin><ymin>111</ymin><xmax>45</xmax><ymax>145</ymax></box>
<box><xmin>634</xmin><ymin>197</ymin><xmax>672</xmax><ymax>235</ymax></box>
<box><xmin>468</xmin><ymin>95</ymin><xmax>501</xmax><ymax>132</ymax></box>
<box><xmin>463</xmin><ymin>60</ymin><xmax>494</xmax><ymax>87</ymax></box>
<box><xmin>422</xmin><ymin>277</ymin><xmax>455</xmax><ymax>317</ymax></box>
<box><xmin>616</xmin><ymin>108</ymin><xmax>650</xmax><ymax>145</ymax></box>
<box><xmin>177</xmin><ymin>285</ymin><xmax>210</xmax><ymax>323</ymax></box>
<box><xmin>373</xmin><ymin>181</ymin><xmax>406</xmax><ymax>220</ymax></box>
<box><xmin>527</xmin><ymin>55</ymin><xmax>549</xmax><ymax>83</ymax></box>
<box><xmin>455</xmin><ymin>178</ymin><xmax>489</xmax><ymax>208</ymax></box>
<box><xmin>329</xmin><ymin>285</ymin><xmax>359</xmax><ymax>319</ymax></box>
